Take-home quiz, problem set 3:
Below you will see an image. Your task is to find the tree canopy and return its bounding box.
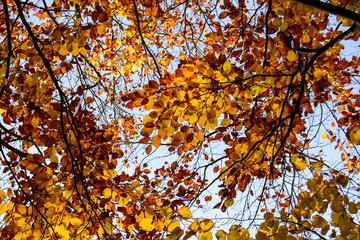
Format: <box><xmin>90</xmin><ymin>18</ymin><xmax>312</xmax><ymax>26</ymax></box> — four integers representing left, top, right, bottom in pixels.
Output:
<box><xmin>0</xmin><ymin>0</ymin><xmax>360</xmax><ymax>239</ymax></box>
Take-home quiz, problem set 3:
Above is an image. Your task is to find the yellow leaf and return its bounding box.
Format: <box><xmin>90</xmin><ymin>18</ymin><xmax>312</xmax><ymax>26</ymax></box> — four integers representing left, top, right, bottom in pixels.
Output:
<box><xmin>160</xmin><ymin>206</ymin><xmax>173</xmax><ymax>219</ymax></box>
<box><xmin>0</xmin><ymin>203</ymin><xmax>7</xmax><ymax>216</ymax></box>
<box><xmin>215</xmin><ymin>230</ymin><xmax>227</xmax><ymax>240</ymax></box>
<box><xmin>196</xmin><ymin>130</ymin><xmax>204</xmax><ymax>142</ymax></box>
<box><xmin>70</xmin><ymin>218</ymin><xmax>82</xmax><ymax>226</ymax></box>
<box><xmin>272</xmin><ymin>17</ymin><xmax>283</xmax><ymax>26</ymax></box>
<box><xmin>223</xmin><ymin>60</ymin><xmax>231</xmax><ymax>74</ymax></box>
<box><xmin>72</xmin><ymin>42</ymin><xmax>79</xmax><ymax>56</ymax></box>
<box><xmin>103</xmin><ymin>188</ymin><xmax>112</xmax><ymax>199</ymax></box>
<box><xmin>224</xmin><ymin>199</ymin><xmax>234</xmax><ymax>208</ymax></box>
<box><xmin>97</xmin><ymin>24</ymin><xmax>105</xmax><ymax>34</ymax></box>
<box><xmin>189</xmin><ymin>114</ymin><xmax>198</xmax><ymax>124</ymax></box>
<box><xmin>322</xmin><ymin>132</ymin><xmax>327</xmax><ymax>140</ymax></box>
<box><xmin>175</xmin><ymin>90</ymin><xmax>186</xmax><ymax>100</ymax></box>
<box><xmin>74</xmin><ymin>18</ymin><xmax>82</xmax><ymax>27</ymax></box>
<box><xmin>198</xmin><ymin>231</ymin><xmax>212</xmax><ymax>240</ymax></box>
<box><xmin>290</xmin><ymin>154</ymin><xmax>308</xmax><ymax>171</ymax></box>
<box><xmin>55</xmin><ymin>224</ymin><xmax>70</xmax><ymax>239</ymax></box>
<box><xmin>300</xmin><ymin>33</ymin><xmax>311</xmax><ymax>44</ymax></box>
<box><xmin>221</xmin><ymin>118</ymin><xmax>231</xmax><ymax>127</ymax></box>
<box><xmin>313</xmin><ymin>68</ymin><xmax>325</xmax><ymax>78</ymax></box>
<box><xmin>167</xmin><ymin>220</ymin><xmax>180</xmax><ymax>233</ymax></box>
<box><xmin>178</xmin><ymin>206</ymin><xmax>192</xmax><ymax>219</ymax></box>
<box><xmin>200</xmin><ymin>219</ymin><xmax>214</xmax><ymax>232</ymax></box>
<box><xmin>227</xmin><ymin>229</ymin><xmax>241</xmax><ymax>240</ymax></box>
<box><xmin>189</xmin><ymin>219</ymin><xmax>200</xmax><ymax>232</ymax></box>
<box><xmin>348</xmin><ymin>125</ymin><xmax>360</xmax><ymax>145</ymax></box>
<box><xmin>287</xmin><ymin>50</ymin><xmax>297</xmax><ymax>62</ymax></box>
<box><xmin>310</xmin><ymin>160</ymin><xmax>324</xmax><ymax>171</ymax></box>
<box><xmin>118</xmin><ymin>196</ymin><xmax>129</xmax><ymax>207</ymax></box>
<box><xmin>59</xmin><ymin>44</ymin><xmax>68</xmax><ymax>56</ymax></box>
<box><xmin>139</xmin><ymin>218</ymin><xmax>155</xmax><ymax>232</ymax></box>
<box><xmin>0</xmin><ymin>190</ymin><xmax>7</xmax><ymax>203</ymax></box>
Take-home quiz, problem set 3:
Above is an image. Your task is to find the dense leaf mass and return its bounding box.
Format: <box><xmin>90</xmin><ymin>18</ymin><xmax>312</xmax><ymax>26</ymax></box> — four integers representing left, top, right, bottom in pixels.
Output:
<box><xmin>0</xmin><ymin>0</ymin><xmax>360</xmax><ymax>239</ymax></box>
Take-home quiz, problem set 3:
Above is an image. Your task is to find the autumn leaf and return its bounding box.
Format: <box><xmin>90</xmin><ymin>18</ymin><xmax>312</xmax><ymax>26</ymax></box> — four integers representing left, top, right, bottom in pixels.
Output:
<box><xmin>290</xmin><ymin>154</ymin><xmax>308</xmax><ymax>171</ymax></box>
<box><xmin>223</xmin><ymin>60</ymin><xmax>232</xmax><ymax>74</ymax></box>
<box><xmin>200</xmin><ymin>219</ymin><xmax>214</xmax><ymax>232</ymax></box>
<box><xmin>198</xmin><ymin>231</ymin><xmax>212</xmax><ymax>240</ymax></box>
<box><xmin>178</xmin><ymin>206</ymin><xmax>192</xmax><ymax>219</ymax></box>
<box><xmin>160</xmin><ymin>206</ymin><xmax>173</xmax><ymax>219</ymax></box>
<box><xmin>70</xmin><ymin>218</ymin><xmax>83</xmax><ymax>226</ymax></box>
<box><xmin>167</xmin><ymin>220</ymin><xmax>181</xmax><ymax>233</ymax></box>
<box><xmin>139</xmin><ymin>218</ymin><xmax>155</xmax><ymax>232</ymax></box>
<box><xmin>347</xmin><ymin>124</ymin><xmax>360</xmax><ymax>145</ymax></box>
<box><xmin>287</xmin><ymin>50</ymin><xmax>297</xmax><ymax>62</ymax></box>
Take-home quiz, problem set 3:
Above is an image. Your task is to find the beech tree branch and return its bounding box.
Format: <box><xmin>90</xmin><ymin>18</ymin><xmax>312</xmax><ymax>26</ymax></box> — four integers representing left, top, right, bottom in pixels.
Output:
<box><xmin>293</xmin><ymin>0</ymin><xmax>360</xmax><ymax>25</ymax></box>
<box><xmin>0</xmin><ymin>139</ymin><xmax>27</xmax><ymax>158</ymax></box>
<box><xmin>302</xmin><ymin>22</ymin><xmax>359</xmax><ymax>74</ymax></box>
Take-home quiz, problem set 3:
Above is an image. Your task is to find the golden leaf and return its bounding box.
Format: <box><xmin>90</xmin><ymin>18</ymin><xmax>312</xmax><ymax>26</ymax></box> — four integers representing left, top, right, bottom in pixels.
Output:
<box><xmin>139</xmin><ymin>218</ymin><xmax>155</xmax><ymax>232</ymax></box>
<box><xmin>223</xmin><ymin>60</ymin><xmax>231</xmax><ymax>74</ymax></box>
<box><xmin>198</xmin><ymin>231</ymin><xmax>212</xmax><ymax>240</ymax></box>
<box><xmin>178</xmin><ymin>206</ymin><xmax>192</xmax><ymax>219</ymax></box>
<box><xmin>103</xmin><ymin>188</ymin><xmax>112</xmax><ymax>199</ymax></box>
<box><xmin>221</xmin><ymin>118</ymin><xmax>231</xmax><ymax>127</ymax></box>
<box><xmin>200</xmin><ymin>219</ymin><xmax>214</xmax><ymax>232</ymax></box>
<box><xmin>50</xmin><ymin>155</ymin><xmax>58</xmax><ymax>163</ymax></box>
<box><xmin>287</xmin><ymin>50</ymin><xmax>297</xmax><ymax>62</ymax></box>
<box><xmin>224</xmin><ymin>199</ymin><xmax>234</xmax><ymax>208</ymax></box>
<box><xmin>189</xmin><ymin>219</ymin><xmax>200</xmax><ymax>232</ymax></box>
<box><xmin>70</xmin><ymin>218</ymin><xmax>82</xmax><ymax>226</ymax></box>
<box><xmin>167</xmin><ymin>220</ymin><xmax>180</xmax><ymax>233</ymax></box>
<box><xmin>348</xmin><ymin>125</ymin><xmax>360</xmax><ymax>145</ymax></box>
<box><xmin>17</xmin><ymin>204</ymin><xmax>27</xmax><ymax>215</ymax></box>
<box><xmin>290</xmin><ymin>154</ymin><xmax>308</xmax><ymax>171</ymax></box>
<box><xmin>160</xmin><ymin>206</ymin><xmax>173</xmax><ymax>219</ymax></box>
<box><xmin>152</xmin><ymin>135</ymin><xmax>162</xmax><ymax>148</ymax></box>
<box><xmin>0</xmin><ymin>190</ymin><xmax>7</xmax><ymax>203</ymax></box>
<box><xmin>215</xmin><ymin>230</ymin><xmax>227</xmax><ymax>240</ymax></box>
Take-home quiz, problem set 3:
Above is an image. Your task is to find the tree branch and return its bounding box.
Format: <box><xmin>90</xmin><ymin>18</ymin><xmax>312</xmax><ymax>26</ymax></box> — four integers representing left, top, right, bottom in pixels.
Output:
<box><xmin>294</xmin><ymin>0</ymin><xmax>360</xmax><ymax>25</ymax></box>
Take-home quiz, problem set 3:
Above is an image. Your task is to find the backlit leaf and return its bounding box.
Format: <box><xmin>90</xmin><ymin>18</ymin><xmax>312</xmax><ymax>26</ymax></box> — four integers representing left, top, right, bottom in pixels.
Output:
<box><xmin>139</xmin><ymin>218</ymin><xmax>155</xmax><ymax>232</ymax></box>
<box><xmin>70</xmin><ymin>218</ymin><xmax>82</xmax><ymax>226</ymax></box>
<box><xmin>223</xmin><ymin>60</ymin><xmax>231</xmax><ymax>74</ymax></box>
<box><xmin>160</xmin><ymin>206</ymin><xmax>173</xmax><ymax>219</ymax></box>
<box><xmin>287</xmin><ymin>50</ymin><xmax>297</xmax><ymax>62</ymax></box>
<box><xmin>290</xmin><ymin>154</ymin><xmax>308</xmax><ymax>171</ymax></box>
<box><xmin>178</xmin><ymin>206</ymin><xmax>192</xmax><ymax>219</ymax></box>
<box><xmin>348</xmin><ymin>125</ymin><xmax>360</xmax><ymax>145</ymax></box>
<box><xmin>200</xmin><ymin>219</ymin><xmax>214</xmax><ymax>232</ymax></box>
<box><xmin>198</xmin><ymin>231</ymin><xmax>212</xmax><ymax>240</ymax></box>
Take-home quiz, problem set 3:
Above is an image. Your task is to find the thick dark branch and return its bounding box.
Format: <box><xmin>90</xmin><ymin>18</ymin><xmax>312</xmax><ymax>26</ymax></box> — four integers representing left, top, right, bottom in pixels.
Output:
<box><xmin>294</xmin><ymin>0</ymin><xmax>360</xmax><ymax>25</ymax></box>
<box><xmin>0</xmin><ymin>139</ymin><xmax>27</xmax><ymax>157</ymax></box>
<box><xmin>1</xmin><ymin>0</ymin><xmax>14</xmax><ymax>99</ymax></box>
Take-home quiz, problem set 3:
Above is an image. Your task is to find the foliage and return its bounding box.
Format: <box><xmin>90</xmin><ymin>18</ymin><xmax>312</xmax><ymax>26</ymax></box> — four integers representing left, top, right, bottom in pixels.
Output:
<box><xmin>0</xmin><ymin>0</ymin><xmax>360</xmax><ymax>239</ymax></box>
